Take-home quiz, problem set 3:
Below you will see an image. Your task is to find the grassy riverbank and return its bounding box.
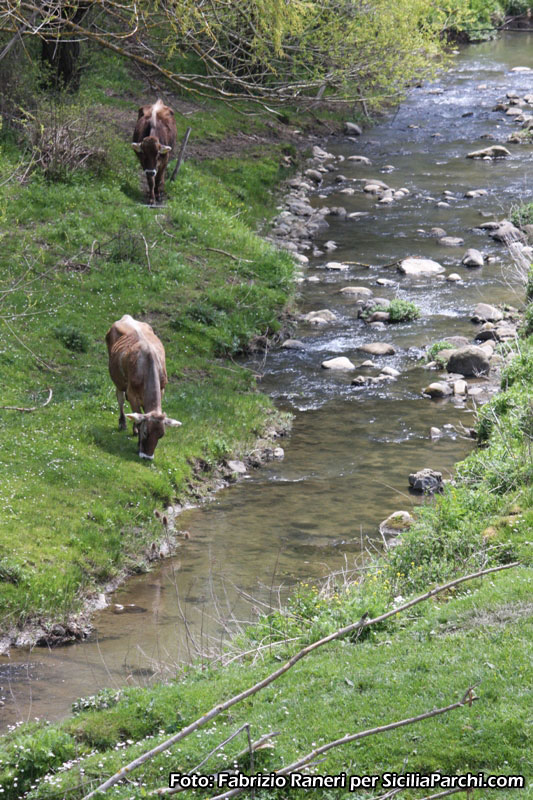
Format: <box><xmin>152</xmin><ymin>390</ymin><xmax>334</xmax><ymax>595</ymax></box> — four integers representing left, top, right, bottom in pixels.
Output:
<box><xmin>1</xmin><ymin>324</ymin><xmax>532</xmax><ymax>798</ymax></box>
<box><xmin>0</xmin><ymin>51</ymin><xmax>327</xmax><ymax>641</ymax></box>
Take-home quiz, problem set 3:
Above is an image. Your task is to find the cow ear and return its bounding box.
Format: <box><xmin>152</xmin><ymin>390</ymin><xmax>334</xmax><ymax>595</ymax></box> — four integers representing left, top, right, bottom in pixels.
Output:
<box><xmin>131</xmin><ymin>142</ymin><xmax>142</xmax><ymax>152</ymax></box>
<box><xmin>126</xmin><ymin>412</ymin><xmax>145</xmax><ymax>423</ymax></box>
<box><xmin>160</xmin><ymin>144</ymin><xmax>172</xmax><ymax>153</ymax></box>
<box><xmin>164</xmin><ymin>416</ymin><xmax>182</xmax><ymax>428</ymax></box>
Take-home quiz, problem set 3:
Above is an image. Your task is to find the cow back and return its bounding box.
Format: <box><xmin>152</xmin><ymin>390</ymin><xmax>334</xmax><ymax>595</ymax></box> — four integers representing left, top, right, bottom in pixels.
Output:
<box><xmin>133</xmin><ymin>100</ymin><xmax>177</xmax><ymax>149</ymax></box>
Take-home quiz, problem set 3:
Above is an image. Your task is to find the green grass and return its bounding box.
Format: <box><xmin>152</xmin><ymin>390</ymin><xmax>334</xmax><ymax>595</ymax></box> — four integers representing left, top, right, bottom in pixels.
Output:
<box><xmin>1</xmin><ymin>325</ymin><xmax>533</xmax><ymax>800</ymax></box>
<box><xmin>0</xmin><ymin>84</ymin><xmax>297</xmax><ymax>632</ymax></box>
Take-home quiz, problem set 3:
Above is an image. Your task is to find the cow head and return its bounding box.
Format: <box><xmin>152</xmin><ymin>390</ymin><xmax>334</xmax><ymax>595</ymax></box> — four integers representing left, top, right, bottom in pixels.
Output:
<box><xmin>131</xmin><ymin>137</ymin><xmax>172</xmax><ymax>174</ymax></box>
<box><xmin>126</xmin><ymin>411</ymin><xmax>181</xmax><ymax>460</ymax></box>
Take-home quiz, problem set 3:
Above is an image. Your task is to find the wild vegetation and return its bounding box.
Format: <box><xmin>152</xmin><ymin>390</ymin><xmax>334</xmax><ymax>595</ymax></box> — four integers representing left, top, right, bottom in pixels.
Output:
<box><xmin>1</xmin><ymin>332</ymin><xmax>532</xmax><ymax>798</ymax></box>
<box><xmin>1</xmin><ymin>1</ymin><xmax>533</xmax><ymax>796</ymax></box>
<box><xmin>0</xmin><ymin>50</ymin><xmax>303</xmax><ymax>633</ymax></box>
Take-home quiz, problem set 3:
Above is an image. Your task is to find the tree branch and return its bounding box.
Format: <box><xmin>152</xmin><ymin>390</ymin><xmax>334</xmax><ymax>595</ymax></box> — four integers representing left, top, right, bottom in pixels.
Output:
<box><xmin>82</xmin><ymin>561</ymin><xmax>519</xmax><ymax>800</ymax></box>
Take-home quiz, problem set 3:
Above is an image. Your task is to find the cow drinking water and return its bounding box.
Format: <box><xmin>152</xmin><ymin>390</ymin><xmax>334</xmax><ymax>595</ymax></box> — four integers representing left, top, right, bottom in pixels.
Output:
<box><xmin>132</xmin><ymin>99</ymin><xmax>177</xmax><ymax>205</ymax></box>
<box><xmin>106</xmin><ymin>315</ymin><xmax>181</xmax><ymax>459</ymax></box>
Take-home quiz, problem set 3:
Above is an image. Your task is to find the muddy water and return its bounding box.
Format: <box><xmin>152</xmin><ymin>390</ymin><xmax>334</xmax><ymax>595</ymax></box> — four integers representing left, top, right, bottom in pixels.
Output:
<box><xmin>2</xmin><ymin>34</ymin><xmax>532</xmax><ymax>729</ymax></box>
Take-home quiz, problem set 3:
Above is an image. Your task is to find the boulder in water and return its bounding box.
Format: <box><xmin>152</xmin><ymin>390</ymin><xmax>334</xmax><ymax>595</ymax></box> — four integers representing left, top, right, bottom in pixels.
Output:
<box><xmin>446</xmin><ymin>346</ymin><xmax>490</xmax><ymax>376</ymax></box>
<box><xmin>466</xmin><ymin>146</ymin><xmax>511</xmax><ymax>159</ymax></box>
<box><xmin>321</xmin><ymin>356</ymin><xmax>356</xmax><ymax>371</ymax></box>
<box><xmin>462</xmin><ymin>248</ymin><xmax>484</xmax><ymax>267</ymax></box>
<box><xmin>408</xmin><ymin>469</ymin><xmax>443</xmax><ymax>493</ymax></box>
<box><xmin>398</xmin><ymin>257</ymin><xmax>445</xmax><ymax>276</ymax></box>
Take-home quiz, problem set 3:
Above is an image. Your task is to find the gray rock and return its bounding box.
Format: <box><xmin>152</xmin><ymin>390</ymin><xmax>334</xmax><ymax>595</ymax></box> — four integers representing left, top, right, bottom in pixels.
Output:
<box><xmin>340</xmin><ymin>286</ymin><xmax>373</xmax><ymax>299</ymax></box>
<box><xmin>490</xmin><ymin>222</ymin><xmax>526</xmax><ymax>243</ymax></box>
<box><xmin>368</xmin><ymin>311</ymin><xmax>391</xmax><ymax>323</ymax></box>
<box><xmin>321</xmin><ymin>356</ymin><xmax>356</xmax><ymax>371</ymax></box>
<box><xmin>478</xmin><ymin>220</ymin><xmax>503</xmax><ymax>231</ymax></box>
<box><xmin>447</xmin><ymin>273</ymin><xmax>462</xmax><ymax>282</ymax></box>
<box><xmin>323</xmin><ymin>241</ymin><xmax>338</xmax><ymax>251</ymax></box>
<box><xmin>495</xmin><ymin>325</ymin><xmax>517</xmax><ymax>342</ymax></box>
<box><xmin>380</xmin><ymin>366</ymin><xmax>400</xmax><ymax>377</ymax></box>
<box><xmin>446</xmin><ymin>346</ymin><xmax>490</xmax><ymax>377</ymax></box>
<box><xmin>398</xmin><ymin>257</ymin><xmax>445</xmax><ymax>276</ymax></box>
<box><xmin>281</xmin><ymin>339</ymin><xmax>306</xmax><ymax>350</ymax></box>
<box><xmin>439</xmin><ymin>236</ymin><xmax>465</xmax><ymax>247</ymax></box>
<box><xmin>466</xmin><ymin>146</ymin><xmax>511</xmax><ymax>159</ymax></box>
<box><xmin>430</xmin><ymin>227</ymin><xmax>447</xmax><ymax>237</ymax></box>
<box><xmin>465</xmin><ymin>189</ymin><xmax>488</xmax><ymax>198</ymax></box>
<box><xmin>408</xmin><ymin>468</ymin><xmax>443</xmax><ymax>493</ymax></box>
<box><xmin>273</xmin><ymin>447</ymin><xmax>285</xmax><ymax>459</ymax></box>
<box><xmin>430</xmin><ymin>427</ymin><xmax>442</xmax><ymax>438</ymax></box>
<box><xmin>325</xmin><ymin>260</ymin><xmax>349</xmax><ymax>270</ymax></box>
<box><xmin>376</xmin><ymin>278</ymin><xmax>396</xmax><ymax>286</ymax></box>
<box><xmin>288</xmin><ymin>200</ymin><xmax>314</xmax><ymax>217</ymax></box>
<box><xmin>303</xmin><ymin>309</ymin><xmax>337</xmax><ymax>325</ymax></box>
<box><xmin>347</xmin><ymin>155</ymin><xmax>372</xmax><ymax>164</ymax></box>
<box><xmin>475</xmin><ymin>323</ymin><xmax>498</xmax><ymax>341</ymax></box>
<box><xmin>443</xmin><ymin>336</ymin><xmax>470</xmax><ymax>349</ymax></box>
<box><xmin>304</xmin><ymin>169</ymin><xmax>323</xmax><ymax>184</ymax></box>
<box><xmin>312</xmin><ymin>145</ymin><xmax>334</xmax><ymax>159</ymax></box>
<box><xmin>344</xmin><ymin>122</ymin><xmax>363</xmax><ymax>135</ymax></box>
<box><xmin>472</xmin><ymin>303</ymin><xmax>503</xmax><ymax>323</ymax></box>
<box><xmin>227</xmin><ymin>460</ymin><xmax>247</xmax><ymax>474</ymax></box>
<box><xmin>379</xmin><ymin>510</ymin><xmax>414</xmax><ymax>537</ymax></box>
<box><xmin>360</xmin><ymin>342</ymin><xmax>396</xmax><ymax>356</ymax></box>
<box><xmin>454</xmin><ymin>379</ymin><xmax>468</xmax><ymax>395</ymax></box>
<box><xmin>462</xmin><ymin>248</ymin><xmax>484</xmax><ymax>267</ymax></box>
<box><xmin>423</xmin><ymin>382</ymin><xmax>453</xmax><ymax>398</ymax></box>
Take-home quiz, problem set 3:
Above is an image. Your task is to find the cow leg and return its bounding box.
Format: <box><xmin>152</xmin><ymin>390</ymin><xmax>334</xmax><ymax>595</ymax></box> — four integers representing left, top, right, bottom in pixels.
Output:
<box><xmin>126</xmin><ymin>391</ymin><xmax>143</xmax><ymax>436</ymax></box>
<box><xmin>155</xmin><ymin>170</ymin><xmax>163</xmax><ymax>203</ymax></box>
<box><xmin>146</xmin><ymin>174</ymin><xmax>156</xmax><ymax>205</ymax></box>
<box><xmin>116</xmin><ymin>389</ymin><xmax>127</xmax><ymax>430</ymax></box>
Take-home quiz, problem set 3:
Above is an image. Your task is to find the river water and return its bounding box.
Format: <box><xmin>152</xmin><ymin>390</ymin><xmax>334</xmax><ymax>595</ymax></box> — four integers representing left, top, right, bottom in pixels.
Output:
<box><xmin>2</xmin><ymin>33</ymin><xmax>532</xmax><ymax>730</ymax></box>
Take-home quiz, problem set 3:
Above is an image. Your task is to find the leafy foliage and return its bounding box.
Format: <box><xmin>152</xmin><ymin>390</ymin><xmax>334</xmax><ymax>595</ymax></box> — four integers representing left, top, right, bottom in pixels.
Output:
<box><xmin>511</xmin><ymin>201</ymin><xmax>533</xmax><ymax>229</ymax></box>
<box><xmin>386</xmin><ymin>299</ymin><xmax>421</xmax><ymax>322</ymax></box>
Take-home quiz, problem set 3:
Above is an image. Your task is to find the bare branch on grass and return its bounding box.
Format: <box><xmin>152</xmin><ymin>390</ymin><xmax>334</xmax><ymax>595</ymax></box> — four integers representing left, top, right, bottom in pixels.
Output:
<box><xmin>209</xmin><ymin>688</ymin><xmax>479</xmax><ymax>800</ymax></box>
<box><xmin>82</xmin><ymin>561</ymin><xmax>519</xmax><ymax>800</ymax></box>
<box><xmin>0</xmin><ymin>387</ymin><xmax>52</xmax><ymax>412</ymax></box>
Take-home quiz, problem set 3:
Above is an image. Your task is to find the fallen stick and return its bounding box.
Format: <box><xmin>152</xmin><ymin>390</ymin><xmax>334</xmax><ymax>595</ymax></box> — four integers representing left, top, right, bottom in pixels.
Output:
<box><xmin>169</xmin><ymin>127</ymin><xmax>192</xmax><ymax>183</ymax></box>
<box><xmin>209</xmin><ymin>688</ymin><xmax>479</xmax><ymax>799</ymax></box>
<box><xmin>343</xmin><ymin>260</ymin><xmax>400</xmax><ymax>269</ymax></box>
<box><xmin>206</xmin><ymin>247</ymin><xmax>253</xmax><ymax>263</ymax></box>
<box><xmin>0</xmin><ymin>387</ymin><xmax>52</xmax><ymax>412</ymax></box>
<box><xmin>82</xmin><ymin>561</ymin><xmax>518</xmax><ymax>800</ymax></box>
<box><xmin>152</xmin><ymin>732</ymin><xmax>280</xmax><ymax>796</ymax></box>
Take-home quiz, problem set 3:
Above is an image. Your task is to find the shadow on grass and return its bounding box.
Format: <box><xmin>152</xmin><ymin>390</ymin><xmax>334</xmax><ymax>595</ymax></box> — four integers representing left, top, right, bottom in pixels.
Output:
<box><xmin>88</xmin><ymin>424</ymin><xmax>142</xmax><ymax>462</ymax></box>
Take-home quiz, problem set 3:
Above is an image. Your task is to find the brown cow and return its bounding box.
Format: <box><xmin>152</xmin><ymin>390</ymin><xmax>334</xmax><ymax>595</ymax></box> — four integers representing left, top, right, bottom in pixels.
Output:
<box><xmin>132</xmin><ymin>99</ymin><xmax>177</xmax><ymax>205</ymax></box>
<box><xmin>106</xmin><ymin>315</ymin><xmax>181</xmax><ymax>460</ymax></box>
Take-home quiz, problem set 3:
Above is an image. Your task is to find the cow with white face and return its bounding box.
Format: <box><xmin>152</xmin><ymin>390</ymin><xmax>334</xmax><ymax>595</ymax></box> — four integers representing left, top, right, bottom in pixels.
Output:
<box><xmin>132</xmin><ymin>99</ymin><xmax>177</xmax><ymax>205</ymax></box>
<box><xmin>106</xmin><ymin>315</ymin><xmax>181</xmax><ymax>460</ymax></box>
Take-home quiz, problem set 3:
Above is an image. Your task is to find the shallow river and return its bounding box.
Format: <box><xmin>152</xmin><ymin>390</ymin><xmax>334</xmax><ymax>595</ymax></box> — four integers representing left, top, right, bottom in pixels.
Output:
<box><xmin>2</xmin><ymin>33</ymin><xmax>532</xmax><ymax>729</ymax></box>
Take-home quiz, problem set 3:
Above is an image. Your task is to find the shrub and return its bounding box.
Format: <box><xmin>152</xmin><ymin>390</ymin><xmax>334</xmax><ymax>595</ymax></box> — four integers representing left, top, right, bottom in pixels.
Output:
<box><xmin>363</xmin><ymin>299</ymin><xmax>420</xmax><ymax>323</ymax></box>
<box><xmin>523</xmin><ymin>303</ymin><xmax>533</xmax><ymax>338</ymax></box>
<box><xmin>54</xmin><ymin>324</ymin><xmax>89</xmax><ymax>353</ymax></box>
<box><xmin>526</xmin><ymin>267</ymin><xmax>533</xmax><ymax>303</ymax></box>
<box><xmin>426</xmin><ymin>340</ymin><xmax>452</xmax><ymax>363</ymax></box>
<box><xmin>387</xmin><ymin>298</ymin><xmax>420</xmax><ymax>323</ymax></box>
<box><xmin>24</xmin><ymin>102</ymin><xmax>107</xmax><ymax>181</ymax></box>
<box><xmin>510</xmin><ymin>201</ymin><xmax>533</xmax><ymax>229</ymax></box>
